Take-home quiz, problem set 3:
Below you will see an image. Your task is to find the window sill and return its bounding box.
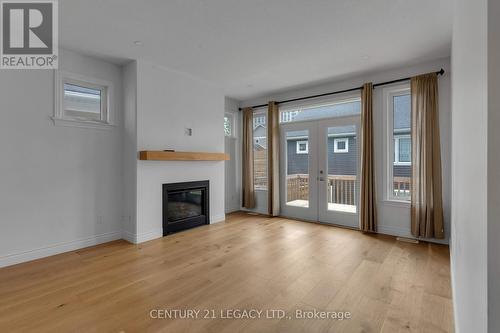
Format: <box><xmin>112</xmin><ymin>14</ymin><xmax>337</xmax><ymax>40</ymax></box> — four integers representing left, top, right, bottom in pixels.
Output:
<box><xmin>51</xmin><ymin>117</ymin><xmax>115</xmax><ymax>130</ymax></box>
<box><xmin>382</xmin><ymin>200</ymin><xmax>411</xmax><ymax>208</ymax></box>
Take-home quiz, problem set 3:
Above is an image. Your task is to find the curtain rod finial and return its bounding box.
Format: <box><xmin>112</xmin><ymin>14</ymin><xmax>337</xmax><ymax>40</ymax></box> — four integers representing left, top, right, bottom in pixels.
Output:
<box><xmin>438</xmin><ymin>68</ymin><xmax>445</xmax><ymax>76</ymax></box>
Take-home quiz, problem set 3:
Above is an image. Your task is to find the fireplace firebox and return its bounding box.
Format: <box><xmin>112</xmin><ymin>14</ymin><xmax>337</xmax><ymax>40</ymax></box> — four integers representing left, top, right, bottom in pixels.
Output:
<box><xmin>162</xmin><ymin>180</ymin><xmax>209</xmax><ymax>235</ymax></box>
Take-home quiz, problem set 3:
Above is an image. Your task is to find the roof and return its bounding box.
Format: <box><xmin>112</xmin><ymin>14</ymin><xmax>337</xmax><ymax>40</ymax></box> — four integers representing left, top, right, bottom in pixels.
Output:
<box><xmin>292</xmin><ymin>100</ymin><xmax>361</xmax><ymax>122</ymax></box>
<box><xmin>281</xmin><ymin>94</ymin><xmax>410</xmax><ymax>131</ymax></box>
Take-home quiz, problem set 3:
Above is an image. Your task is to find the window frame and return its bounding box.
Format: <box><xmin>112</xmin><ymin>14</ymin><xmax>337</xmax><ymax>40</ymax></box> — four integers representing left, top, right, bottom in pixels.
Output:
<box><xmin>53</xmin><ymin>70</ymin><xmax>114</xmax><ymax>130</ymax></box>
<box><xmin>383</xmin><ymin>83</ymin><xmax>411</xmax><ymax>204</ymax></box>
<box><xmin>333</xmin><ymin>138</ymin><xmax>349</xmax><ymax>153</ymax></box>
<box><xmin>296</xmin><ymin>140</ymin><xmax>309</xmax><ymax>154</ymax></box>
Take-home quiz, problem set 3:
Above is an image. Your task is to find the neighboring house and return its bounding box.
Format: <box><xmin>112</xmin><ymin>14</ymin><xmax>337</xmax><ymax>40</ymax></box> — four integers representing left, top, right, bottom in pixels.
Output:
<box><xmin>285</xmin><ymin>96</ymin><xmax>411</xmax><ymax>178</ymax></box>
<box><xmin>286</xmin><ymin>130</ymin><xmax>358</xmax><ymax>176</ymax></box>
<box><xmin>253</xmin><ymin>114</ymin><xmax>267</xmax><ymax>149</ymax></box>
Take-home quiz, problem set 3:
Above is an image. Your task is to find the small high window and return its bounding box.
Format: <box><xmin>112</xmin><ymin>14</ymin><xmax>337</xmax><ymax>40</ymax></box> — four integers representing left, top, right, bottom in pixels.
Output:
<box><xmin>53</xmin><ymin>71</ymin><xmax>114</xmax><ymax>129</ymax></box>
<box><xmin>63</xmin><ymin>83</ymin><xmax>105</xmax><ymax>122</ymax></box>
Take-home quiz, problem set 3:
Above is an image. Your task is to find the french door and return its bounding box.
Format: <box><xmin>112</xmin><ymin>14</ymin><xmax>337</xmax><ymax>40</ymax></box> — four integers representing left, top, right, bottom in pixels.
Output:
<box><xmin>280</xmin><ymin>116</ymin><xmax>360</xmax><ymax>228</ymax></box>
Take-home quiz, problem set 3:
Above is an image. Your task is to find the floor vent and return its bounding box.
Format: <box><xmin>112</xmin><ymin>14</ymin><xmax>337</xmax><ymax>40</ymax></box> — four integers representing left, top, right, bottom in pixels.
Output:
<box><xmin>396</xmin><ymin>237</ymin><xmax>419</xmax><ymax>244</ymax></box>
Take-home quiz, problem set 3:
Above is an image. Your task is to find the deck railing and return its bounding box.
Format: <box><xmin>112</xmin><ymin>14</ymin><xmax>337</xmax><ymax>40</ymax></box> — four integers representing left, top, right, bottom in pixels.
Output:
<box><xmin>286</xmin><ymin>174</ymin><xmax>310</xmax><ymax>201</ymax></box>
<box><xmin>393</xmin><ymin>176</ymin><xmax>411</xmax><ymax>200</ymax></box>
<box><xmin>327</xmin><ymin>175</ymin><xmax>357</xmax><ymax>205</ymax></box>
<box><xmin>286</xmin><ymin>174</ymin><xmax>411</xmax><ymax>205</ymax></box>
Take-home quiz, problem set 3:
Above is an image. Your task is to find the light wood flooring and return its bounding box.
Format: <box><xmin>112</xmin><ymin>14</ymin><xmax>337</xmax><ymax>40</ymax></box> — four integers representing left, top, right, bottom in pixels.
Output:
<box><xmin>0</xmin><ymin>212</ymin><xmax>454</xmax><ymax>332</ymax></box>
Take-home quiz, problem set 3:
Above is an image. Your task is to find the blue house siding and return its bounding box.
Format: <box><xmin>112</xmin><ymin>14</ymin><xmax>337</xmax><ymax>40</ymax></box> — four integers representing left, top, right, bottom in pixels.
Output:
<box><xmin>287</xmin><ymin>136</ymin><xmax>357</xmax><ymax>175</ymax></box>
<box><xmin>327</xmin><ymin>136</ymin><xmax>357</xmax><ymax>175</ymax></box>
<box><xmin>287</xmin><ymin>137</ymin><xmax>411</xmax><ymax>177</ymax></box>
<box><xmin>287</xmin><ymin>139</ymin><xmax>308</xmax><ymax>174</ymax></box>
<box><xmin>394</xmin><ymin>165</ymin><xmax>411</xmax><ymax>177</ymax></box>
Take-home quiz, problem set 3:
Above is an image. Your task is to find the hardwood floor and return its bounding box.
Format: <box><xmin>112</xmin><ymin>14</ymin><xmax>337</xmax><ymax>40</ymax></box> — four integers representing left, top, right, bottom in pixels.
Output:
<box><xmin>0</xmin><ymin>212</ymin><xmax>454</xmax><ymax>332</ymax></box>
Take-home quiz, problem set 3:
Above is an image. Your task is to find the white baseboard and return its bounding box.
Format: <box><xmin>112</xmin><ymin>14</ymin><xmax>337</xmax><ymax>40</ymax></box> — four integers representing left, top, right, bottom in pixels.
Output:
<box><xmin>122</xmin><ymin>228</ymin><xmax>162</xmax><ymax>244</ymax></box>
<box><xmin>0</xmin><ymin>231</ymin><xmax>122</xmax><ymax>268</ymax></box>
<box><xmin>225</xmin><ymin>205</ymin><xmax>240</xmax><ymax>214</ymax></box>
<box><xmin>123</xmin><ymin>215</ymin><xmax>226</xmax><ymax>245</ymax></box>
<box><xmin>377</xmin><ymin>224</ymin><xmax>413</xmax><ymax>238</ymax></box>
<box><xmin>122</xmin><ymin>230</ymin><xmax>137</xmax><ymax>244</ymax></box>
<box><xmin>377</xmin><ymin>224</ymin><xmax>449</xmax><ymax>245</ymax></box>
<box><xmin>211</xmin><ymin>214</ymin><xmax>226</xmax><ymax>224</ymax></box>
<box><xmin>137</xmin><ymin>229</ymin><xmax>162</xmax><ymax>243</ymax></box>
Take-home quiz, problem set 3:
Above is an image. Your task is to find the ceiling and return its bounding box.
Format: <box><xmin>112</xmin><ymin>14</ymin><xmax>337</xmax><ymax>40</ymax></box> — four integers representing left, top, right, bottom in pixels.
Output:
<box><xmin>60</xmin><ymin>0</ymin><xmax>453</xmax><ymax>100</ymax></box>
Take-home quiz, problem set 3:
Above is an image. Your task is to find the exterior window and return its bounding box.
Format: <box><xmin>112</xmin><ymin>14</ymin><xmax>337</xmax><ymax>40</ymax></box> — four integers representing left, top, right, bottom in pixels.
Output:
<box><xmin>394</xmin><ymin>135</ymin><xmax>411</xmax><ymax>165</ymax></box>
<box><xmin>224</xmin><ymin>114</ymin><xmax>233</xmax><ymax>137</ymax></box>
<box><xmin>253</xmin><ymin>115</ymin><xmax>266</xmax><ymax>128</ymax></box>
<box><xmin>384</xmin><ymin>85</ymin><xmax>411</xmax><ymax>201</ymax></box>
<box><xmin>334</xmin><ymin>138</ymin><xmax>349</xmax><ymax>153</ymax></box>
<box><xmin>63</xmin><ymin>83</ymin><xmax>103</xmax><ymax>121</ymax></box>
<box><xmin>253</xmin><ymin>109</ymin><xmax>267</xmax><ymax>190</ymax></box>
<box><xmin>53</xmin><ymin>71</ymin><xmax>114</xmax><ymax>129</ymax></box>
<box><xmin>280</xmin><ymin>110</ymin><xmax>299</xmax><ymax>123</ymax></box>
<box><xmin>296</xmin><ymin>140</ymin><xmax>309</xmax><ymax>154</ymax></box>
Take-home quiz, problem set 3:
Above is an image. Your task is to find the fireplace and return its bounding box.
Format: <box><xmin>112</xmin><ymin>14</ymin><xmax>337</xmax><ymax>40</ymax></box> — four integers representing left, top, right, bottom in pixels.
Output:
<box><xmin>163</xmin><ymin>180</ymin><xmax>209</xmax><ymax>235</ymax></box>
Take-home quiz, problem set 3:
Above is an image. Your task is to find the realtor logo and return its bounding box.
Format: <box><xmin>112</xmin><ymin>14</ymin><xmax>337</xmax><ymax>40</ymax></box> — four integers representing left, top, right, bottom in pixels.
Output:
<box><xmin>1</xmin><ymin>0</ymin><xmax>58</xmax><ymax>69</ymax></box>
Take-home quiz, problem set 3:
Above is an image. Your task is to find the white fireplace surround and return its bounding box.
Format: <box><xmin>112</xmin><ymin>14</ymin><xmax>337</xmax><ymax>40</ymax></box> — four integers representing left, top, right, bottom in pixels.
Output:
<box><xmin>122</xmin><ymin>60</ymin><xmax>226</xmax><ymax>244</ymax></box>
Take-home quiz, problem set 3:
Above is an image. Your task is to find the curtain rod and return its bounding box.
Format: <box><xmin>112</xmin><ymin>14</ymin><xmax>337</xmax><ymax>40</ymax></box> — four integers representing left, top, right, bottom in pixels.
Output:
<box><xmin>238</xmin><ymin>68</ymin><xmax>445</xmax><ymax>111</ymax></box>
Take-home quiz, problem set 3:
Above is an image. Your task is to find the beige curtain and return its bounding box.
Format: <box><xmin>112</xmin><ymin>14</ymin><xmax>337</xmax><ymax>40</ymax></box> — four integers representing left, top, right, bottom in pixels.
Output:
<box><xmin>360</xmin><ymin>82</ymin><xmax>377</xmax><ymax>232</ymax></box>
<box><xmin>242</xmin><ymin>107</ymin><xmax>256</xmax><ymax>209</ymax></box>
<box><xmin>267</xmin><ymin>102</ymin><xmax>280</xmax><ymax>216</ymax></box>
<box><xmin>410</xmin><ymin>73</ymin><xmax>444</xmax><ymax>239</ymax></box>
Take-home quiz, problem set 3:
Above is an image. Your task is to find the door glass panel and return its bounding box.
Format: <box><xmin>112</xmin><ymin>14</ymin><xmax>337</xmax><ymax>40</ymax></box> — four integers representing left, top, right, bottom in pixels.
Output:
<box><xmin>286</xmin><ymin>130</ymin><xmax>309</xmax><ymax>208</ymax></box>
<box><xmin>326</xmin><ymin>125</ymin><xmax>357</xmax><ymax>213</ymax></box>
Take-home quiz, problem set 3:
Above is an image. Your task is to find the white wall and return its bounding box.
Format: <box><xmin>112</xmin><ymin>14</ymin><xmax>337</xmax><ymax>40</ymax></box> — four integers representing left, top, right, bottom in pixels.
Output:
<box><xmin>0</xmin><ymin>49</ymin><xmax>124</xmax><ymax>267</ymax></box>
<box><xmin>0</xmin><ymin>52</ymin><xmax>228</xmax><ymax>263</ymax></box>
<box><xmin>224</xmin><ymin>97</ymin><xmax>241</xmax><ymax>213</ymax></box>
<box><xmin>451</xmin><ymin>0</ymin><xmax>488</xmax><ymax>332</ymax></box>
<box><xmin>240</xmin><ymin>58</ymin><xmax>451</xmax><ymax>243</ymax></box>
<box><xmin>132</xmin><ymin>60</ymin><xmax>226</xmax><ymax>241</ymax></box>
<box><xmin>488</xmin><ymin>1</ymin><xmax>500</xmax><ymax>331</ymax></box>
<box><xmin>122</xmin><ymin>61</ymin><xmax>138</xmax><ymax>241</ymax></box>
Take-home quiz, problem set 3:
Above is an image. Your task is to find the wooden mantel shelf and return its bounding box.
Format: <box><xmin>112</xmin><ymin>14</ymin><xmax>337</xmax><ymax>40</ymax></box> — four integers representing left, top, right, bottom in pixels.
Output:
<box><xmin>139</xmin><ymin>151</ymin><xmax>230</xmax><ymax>161</ymax></box>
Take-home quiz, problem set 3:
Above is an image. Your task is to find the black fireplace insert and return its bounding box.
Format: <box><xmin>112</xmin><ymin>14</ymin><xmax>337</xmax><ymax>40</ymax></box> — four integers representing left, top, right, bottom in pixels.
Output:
<box><xmin>162</xmin><ymin>180</ymin><xmax>209</xmax><ymax>235</ymax></box>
